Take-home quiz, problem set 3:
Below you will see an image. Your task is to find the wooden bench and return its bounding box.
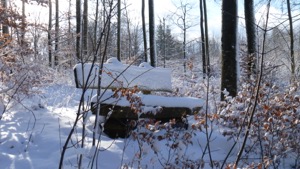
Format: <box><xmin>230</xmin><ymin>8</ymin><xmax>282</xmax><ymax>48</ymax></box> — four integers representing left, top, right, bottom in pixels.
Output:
<box><xmin>74</xmin><ymin>57</ymin><xmax>204</xmax><ymax>138</ymax></box>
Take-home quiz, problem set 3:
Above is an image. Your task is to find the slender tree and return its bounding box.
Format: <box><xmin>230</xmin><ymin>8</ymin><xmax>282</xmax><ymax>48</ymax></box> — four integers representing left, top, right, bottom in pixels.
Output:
<box><xmin>117</xmin><ymin>0</ymin><xmax>121</xmax><ymax>61</ymax></box>
<box><xmin>287</xmin><ymin>0</ymin><xmax>295</xmax><ymax>83</ymax></box>
<box><xmin>22</xmin><ymin>0</ymin><xmax>25</xmax><ymax>43</ymax></box>
<box><xmin>199</xmin><ymin>0</ymin><xmax>206</xmax><ymax>78</ymax></box>
<box><xmin>142</xmin><ymin>0</ymin><xmax>147</xmax><ymax>62</ymax></box>
<box><xmin>82</xmin><ymin>0</ymin><xmax>88</xmax><ymax>55</ymax></box>
<box><xmin>1</xmin><ymin>0</ymin><xmax>9</xmax><ymax>35</ymax></box>
<box><xmin>172</xmin><ymin>1</ymin><xmax>196</xmax><ymax>72</ymax></box>
<box><xmin>48</xmin><ymin>0</ymin><xmax>53</xmax><ymax>67</ymax></box>
<box><xmin>54</xmin><ymin>0</ymin><xmax>59</xmax><ymax>66</ymax></box>
<box><xmin>124</xmin><ymin>4</ymin><xmax>132</xmax><ymax>59</ymax></box>
<box><xmin>148</xmin><ymin>0</ymin><xmax>156</xmax><ymax>67</ymax></box>
<box><xmin>244</xmin><ymin>0</ymin><xmax>257</xmax><ymax>77</ymax></box>
<box><xmin>163</xmin><ymin>18</ymin><xmax>166</xmax><ymax>67</ymax></box>
<box><xmin>76</xmin><ymin>0</ymin><xmax>81</xmax><ymax>60</ymax></box>
<box><xmin>221</xmin><ymin>0</ymin><xmax>238</xmax><ymax>100</ymax></box>
<box><xmin>203</xmin><ymin>0</ymin><xmax>210</xmax><ymax>75</ymax></box>
<box><xmin>94</xmin><ymin>0</ymin><xmax>99</xmax><ymax>50</ymax></box>
<box><xmin>67</xmin><ymin>0</ymin><xmax>72</xmax><ymax>66</ymax></box>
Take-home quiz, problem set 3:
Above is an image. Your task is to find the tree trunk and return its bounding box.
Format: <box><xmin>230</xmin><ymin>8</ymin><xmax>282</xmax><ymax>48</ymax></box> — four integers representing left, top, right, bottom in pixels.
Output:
<box><xmin>54</xmin><ymin>0</ymin><xmax>59</xmax><ymax>66</ymax></box>
<box><xmin>125</xmin><ymin>5</ymin><xmax>132</xmax><ymax>59</ymax></box>
<box><xmin>68</xmin><ymin>0</ymin><xmax>72</xmax><ymax>66</ymax></box>
<box><xmin>142</xmin><ymin>0</ymin><xmax>148</xmax><ymax>62</ymax></box>
<box><xmin>203</xmin><ymin>0</ymin><xmax>210</xmax><ymax>75</ymax></box>
<box><xmin>1</xmin><ymin>0</ymin><xmax>9</xmax><ymax>35</ymax></box>
<box><xmin>287</xmin><ymin>0</ymin><xmax>295</xmax><ymax>83</ymax></box>
<box><xmin>148</xmin><ymin>0</ymin><xmax>156</xmax><ymax>67</ymax></box>
<box><xmin>244</xmin><ymin>0</ymin><xmax>257</xmax><ymax>77</ymax></box>
<box><xmin>48</xmin><ymin>0</ymin><xmax>53</xmax><ymax>67</ymax></box>
<box><xmin>82</xmin><ymin>0</ymin><xmax>88</xmax><ymax>56</ymax></box>
<box><xmin>117</xmin><ymin>0</ymin><xmax>121</xmax><ymax>61</ymax></box>
<box><xmin>163</xmin><ymin>18</ymin><xmax>166</xmax><ymax>68</ymax></box>
<box><xmin>21</xmin><ymin>0</ymin><xmax>25</xmax><ymax>46</ymax></box>
<box><xmin>94</xmin><ymin>0</ymin><xmax>99</xmax><ymax>51</ymax></box>
<box><xmin>76</xmin><ymin>0</ymin><xmax>81</xmax><ymax>61</ymax></box>
<box><xmin>183</xmin><ymin>10</ymin><xmax>186</xmax><ymax>72</ymax></box>
<box><xmin>221</xmin><ymin>0</ymin><xmax>238</xmax><ymax>100</ymax></box>
<box><xmin>199</xmin><ymin>0</ymin><xmax>206</xmax><ymax>78</ymax></box>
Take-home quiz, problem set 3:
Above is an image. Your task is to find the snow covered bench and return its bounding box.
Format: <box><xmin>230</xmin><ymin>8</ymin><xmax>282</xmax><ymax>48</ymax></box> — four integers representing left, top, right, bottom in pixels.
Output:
<box><xmin>74</xmin><ymin>57</ymin><xmax>204</xmax><ymax>138</ymax></box>
<box><xmin>74</xmin><ymin>57</ymin><xmax>173</xmax><ymax>93</ymax></box>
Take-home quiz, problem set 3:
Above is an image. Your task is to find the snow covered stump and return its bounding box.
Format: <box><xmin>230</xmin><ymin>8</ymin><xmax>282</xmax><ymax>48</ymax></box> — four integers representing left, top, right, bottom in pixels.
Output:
<box><xmin>74</xmin><ymin>58</ymin><xmax>204</xmax><ymax>138</ymax></box>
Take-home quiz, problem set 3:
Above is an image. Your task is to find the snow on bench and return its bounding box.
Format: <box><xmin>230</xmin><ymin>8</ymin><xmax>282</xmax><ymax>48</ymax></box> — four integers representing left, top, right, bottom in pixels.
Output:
<box><xmin>73</xmin><ymin>57</ymin><xmax>172</xmax><ymax>93</ymax></box>
<box><xmin>73</xmin><ymin>57</ymin><xmax>204</xmax><ymax>138</ymax></box>
<box><xmin>90</xmin><ymin>90</ymin><xmax>204</xmax><ymax>138</ymax></box>
<box><xmin>91</xmin><ymin>90</ymin><xmax>203</xmax><ymax>119</ymax></box>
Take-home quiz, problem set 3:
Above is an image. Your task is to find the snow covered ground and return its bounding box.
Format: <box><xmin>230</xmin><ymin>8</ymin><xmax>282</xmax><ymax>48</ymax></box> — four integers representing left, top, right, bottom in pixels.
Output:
<box><xmin>0</xmin><ymin>59</ymin><xmax>298</xmax><ymax>169</ymax></box>
<box><xmin>0</xmin><ymin>85</ymin><xmax>237</xmax><ymax>169</ymax></box>
<box><xmin>0</xmin><ymin>65</ymin><xmax>238</xmax><ymax>169</ymax></box>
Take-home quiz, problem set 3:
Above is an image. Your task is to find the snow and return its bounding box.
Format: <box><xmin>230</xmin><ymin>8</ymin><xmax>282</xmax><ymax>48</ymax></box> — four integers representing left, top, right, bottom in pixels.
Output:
<box><xmin>74</xmin><ymin>57</ymin><xmax>172</xmax><ymax>92</ymax></box>
<box><xmin>0</xmin><ymin>81</ymin><xmax>236</xmax><ymax>168</ymax></box>
<box><xmin>91</xmin><ymin>90</ymin><xmax>204</xmax><ymax>110</ymax></box>
<box><xmin>1</xmin><ymin>60</ymin><xmax>298</xmax><ymax>169</ymax></box>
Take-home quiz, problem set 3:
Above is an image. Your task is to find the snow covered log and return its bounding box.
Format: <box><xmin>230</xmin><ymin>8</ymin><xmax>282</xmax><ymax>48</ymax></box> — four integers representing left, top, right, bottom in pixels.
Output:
<box><xmin>73</xmin><ymin>57</ymin><xmax>172</xmax><ymax>93</ymax></box>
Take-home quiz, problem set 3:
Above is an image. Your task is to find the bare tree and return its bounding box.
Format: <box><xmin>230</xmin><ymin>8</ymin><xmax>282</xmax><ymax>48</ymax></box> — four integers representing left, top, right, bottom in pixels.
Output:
<box><xmin>82</xmin><ymin>0</ymin><xmax>88</xmax><ymax>56</ymax></box>
<box><xmin>172</xmin><ymin>0</ymin><xmax>197</xmax><ymax>72</ymax></box>
<box><xmin>1</xmin><ymin>0</ymin><xmax>9</xmax><ymax>35</ymax></box>
<box><xmin>203</xmin><ymin>0</ymin><xmax>210</xmax><ymax>76</ymax></box>
<box><xmin>287</xmin><ymin>0</ymin><xmax>295</xmax><ymax>83</ymax></box>
<box><xmin>244</xmin><ymin>0</ymin><xmax>257</xmax><ymax>77</ymax></box>
<box><xmin>94</xmin><ymin>0</ymin><xmax>99</xmax><ymax>51</ymax></box>
<box><xmin>124</xmin><ymin>2</ymin><xmax>132</xmax><ymax>59</ymax></box>
<box><xmin>48</xmin><ymin>0</ymin><xmax>53</xmax><ymax>67</ymax></box>
<box><xmin>117</xmin><ymin>0</ymin><xmax>121</xmax><ymax>61</ymax></box>
<box><xmin>149</xmin><ymin>0</ymin><xmax>156</xmax><ymax>67</ymax></box>
<box><xmin>54</xmin><ymin>0</ymin><xmax>59</xmax><ymax>66</ymax></box>
<box><xmin>21</xmin><ymin>0</ymin><xmax>26</xmax><ymax>46</ymax></box>
<box><xmin>221</xmin><ymin>0</ymin><xmax>238</xmax><ymax>100</ymax></box>
<box><xmin>142</xmin><ymin>0</ymin><xmax>147</xmax><ymax>62</ymax></box>
<box><xmin>199</xmin><ymin>0</ymin><xmax>206</xmax><ymax>78</ymax></box>
<box><xmin>76</xmin><ymin>0</ymin><xmax>81</xmax><ymax>60</ymax></box>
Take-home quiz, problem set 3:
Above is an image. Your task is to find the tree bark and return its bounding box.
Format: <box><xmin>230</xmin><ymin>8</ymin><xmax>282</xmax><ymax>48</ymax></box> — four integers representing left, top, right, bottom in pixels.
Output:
<box><xmin>76</xmin><ymin>0</ymin><xmax>81</xmax><ymax>61</ymax></box>
<box><xmin>82</xmin><ymin>0</ymin><xmax>88</xmax><ymax>56</ymax></box>
<box><xmin>287</xmin><ymin>0</ymin><xmax>295</xmax><ymax>83</ymax></box>
<box><xmin>54</xmin><ymin>0</ymin><xmax>59</xmax><ymax>66</ymax></box>
<box><xmin>48</xmin><ymin>0</ymin><xmax>53</xmax><ymax>67</ymax></box>
<box><xmin>148</xmin><ymin>0</ymin><xmax>156</xmax><ymax>67</ymax></box>
<box><xmin>142</xmin><ymin>0</ymin><xmax>148</xmax><ymax>62</ymax></box>
<box><xmin>117</xmin><ymin>0</ymin><xmax>121</xmax><ymax>61</ymax></box>
<box><xmin>244</xmin><ymin>0</ymin><xmax>257</xmax><ymax>77</ymax></box>
<box><xmin>125</xmin><ymin>5</ymin><xmax>132</xmax><ymax>59</ymax></box>
<box><xmin>221</xmin><ymin>0</ymin><xmax>238</xmax><ymax>100</ymax></box>
<box><xmin>1</xmin><ymin>0</ymin><xmax>9</xmax><ymax>35</ymax></box>
<box><xmin>203</xmin><ymin>0</ymin><xmax>210</xmax><ymax>75</ymax></box>
<box><xmin>94</xmin><ymin>0</ymin><xmax>99</xmax><ymax>51</ymax></box>
<box><xmin>199</xmin><ymin>0</ymin><xmax>206</xmax><ymax>78</ymax></box>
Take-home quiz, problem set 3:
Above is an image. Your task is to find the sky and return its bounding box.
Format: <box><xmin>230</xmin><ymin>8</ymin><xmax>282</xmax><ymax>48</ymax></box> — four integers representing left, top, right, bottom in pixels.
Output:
<box><xmin>127</xmin><ymin>0</ymin><xmax>223</xmax><ymax>39</ymax></box>
<box><xmin>13</xmin><ymin>0</ymin><xmax>300</xmax><ymax>41</ymax></box>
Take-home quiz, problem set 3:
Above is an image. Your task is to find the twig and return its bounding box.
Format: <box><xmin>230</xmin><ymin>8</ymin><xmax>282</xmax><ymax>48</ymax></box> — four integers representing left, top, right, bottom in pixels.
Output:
<box><xmin>234</xmin><ymin>1</ymin><xmax>271</xmax><ymax>167</ymax></box>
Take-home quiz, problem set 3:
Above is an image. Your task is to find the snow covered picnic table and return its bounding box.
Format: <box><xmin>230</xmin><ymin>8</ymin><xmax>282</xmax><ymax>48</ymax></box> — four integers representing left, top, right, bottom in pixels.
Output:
<box><xmin>73</xmin><ymin>57</ymin><xmax>172</xmax><ymax>93</ymax></box>
<box><xmin>73</xmin><ymin>58</ymin><xmax>204</xmax><ymax>138</ymax></box>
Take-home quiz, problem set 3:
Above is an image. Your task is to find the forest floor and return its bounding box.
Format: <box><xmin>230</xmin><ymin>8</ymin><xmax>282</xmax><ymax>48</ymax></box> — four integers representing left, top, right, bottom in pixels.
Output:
<box><xmin>0</xmin><ymin>59</ymin><xmax>298</xmax><ymax>169</ymax></box>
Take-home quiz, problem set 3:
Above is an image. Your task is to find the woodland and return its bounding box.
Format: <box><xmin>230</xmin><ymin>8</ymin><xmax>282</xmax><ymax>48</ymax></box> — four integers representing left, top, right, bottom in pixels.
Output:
<box><xmin>0</xmin><ymin>0</ymin><xmax>300</xmax><ymax>168</ymax></box>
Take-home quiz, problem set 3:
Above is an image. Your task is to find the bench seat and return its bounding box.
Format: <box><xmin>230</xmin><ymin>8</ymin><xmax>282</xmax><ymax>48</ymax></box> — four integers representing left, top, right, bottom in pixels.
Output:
<box><xmin>73</xmin><ymin>58</ymin><xmax>172</xmax><ymax>92</ymax></box>
<box><xmin>91</xmin><ymin>90</ymin><xmax>203</xmax><ymax>120</ymax></box>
